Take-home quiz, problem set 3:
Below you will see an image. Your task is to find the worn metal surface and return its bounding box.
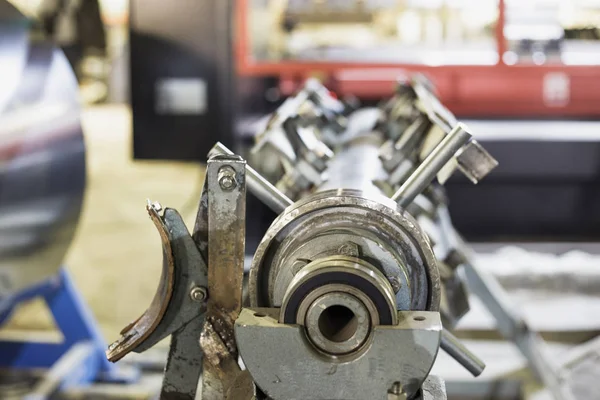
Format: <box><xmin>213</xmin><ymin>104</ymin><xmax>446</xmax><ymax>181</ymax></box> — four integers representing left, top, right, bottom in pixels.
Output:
<box><xmin>106</xmin><ymin>203</ymin><xmax>176</xmax><ymax>362</ymax></box>
<box><xmin>0</xmin><ymin>2</ymin><xmax>85</xmax><ymax>303</ymax></box>
<box><xmin>249</xmin><ymin>190</ymin><xmax>441</xmax><ymax>313</ymax></box>
<box><xmin>420</xmin><ymin>376</ymin><xmax>448</xmax><ymax>400</ymax></box>
<box><xmin>455</xmin><ymin>140</ymin><xmax>499</xmax><ymax>184</ymax></box>
<box><xmin>235</xmin><ymin>308</ymin><xmax>442</xmax><ymax>400</ymax></box>
<box><xmin>106</xmin><ymin>201</ymin><xmax>208</xmax><ymax>398</ymax></box>
<box><xmin>161</xmin><ymin>316</ymin><xmax>205</xmax><ymax>400</ymax></box>
<box><xmin>201</xmin><ymin>155</ymin><xmax>247</xmax><ymax>399</ymax></box>
<box><xmin>316</xmin><ymin>134</ymin><xmax>387</xmax><ymax>196</ymax></box>
<box><xmin>210</xmin><ymin>142</ymin><xmax>292</xmax><ymax>214</ymax></box>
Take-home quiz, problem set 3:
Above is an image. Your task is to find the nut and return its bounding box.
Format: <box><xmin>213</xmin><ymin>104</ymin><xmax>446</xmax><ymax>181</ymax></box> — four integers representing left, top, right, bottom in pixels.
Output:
<box><xmin>218</xmin><ymin>166</ymin><xmax>237</xmax><ymax>191</ymax></box>
<box><xmin>190</xmin><ymin>286</ymin><xmax>208</xmax><ymax>302</ymax></box>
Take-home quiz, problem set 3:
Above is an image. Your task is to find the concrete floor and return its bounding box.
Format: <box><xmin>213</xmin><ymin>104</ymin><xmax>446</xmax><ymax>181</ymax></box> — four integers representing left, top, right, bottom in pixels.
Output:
<box><xmin>3</xmin><ymin>105</ymin><xmax>205</xmax><ymax>343</ymax></box>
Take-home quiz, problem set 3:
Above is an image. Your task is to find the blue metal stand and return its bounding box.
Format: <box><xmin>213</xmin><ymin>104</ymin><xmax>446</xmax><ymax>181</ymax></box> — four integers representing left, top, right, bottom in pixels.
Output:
<box><xmin>0</xmin><ymin>268</ymin><xmax>137</xmax><ymax>398</ymax></box>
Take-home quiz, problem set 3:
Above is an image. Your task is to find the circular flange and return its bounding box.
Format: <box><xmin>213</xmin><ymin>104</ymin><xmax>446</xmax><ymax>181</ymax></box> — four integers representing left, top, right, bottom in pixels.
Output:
<box><xmin>280</xmin><ymin>256</ymin><xmax>397</xmax><ymax>326</ymax></box>
<box><xmin>304</xmin><ymin>292</ymin><xmax>371</xmax><ymax>355</ymax></box>
<box><xmin>249</xmin><ymin>189</ymin><xmax>440</xmax><ymax>312</ymax></box>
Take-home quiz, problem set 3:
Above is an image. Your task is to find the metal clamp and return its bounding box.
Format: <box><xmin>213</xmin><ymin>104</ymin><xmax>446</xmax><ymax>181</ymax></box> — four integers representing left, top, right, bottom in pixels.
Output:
<box><xmin>199</xmin><ymin>154</ymin><xmax>252</xmax><ymax>399</ymax></box>
<box><xmin>106</xmin><ymin>200</ymin><xmax>208</xmax><ymax>399</ymax></box>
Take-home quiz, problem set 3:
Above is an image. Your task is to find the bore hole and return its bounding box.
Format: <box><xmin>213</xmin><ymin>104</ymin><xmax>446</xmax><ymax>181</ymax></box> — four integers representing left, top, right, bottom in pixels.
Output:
<box><xmin>254</xmin><ymin>312</ymin><xmax>266</xmax><ymax>318</ymax></box>
<box><xmin>413</xmin><ymin>316</ymin><xmax>426</xmax><ymax>321</ymax></box>
<box><xmin>318</xmin><ymin>305</ymin><xmax>358</xmax><ymax>343</ymax></box>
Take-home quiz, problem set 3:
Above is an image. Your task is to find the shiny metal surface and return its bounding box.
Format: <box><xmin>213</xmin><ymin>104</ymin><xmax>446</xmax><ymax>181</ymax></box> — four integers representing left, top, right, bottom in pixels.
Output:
<box><xmin>0</xmin><ymin>2</ymin><xmax>85</xmax><ymax>303</ymax></box>
<box><xmin>316</xmin><ymin>134</ymin><xmax>387</xmax><ymax>197</ymax></box>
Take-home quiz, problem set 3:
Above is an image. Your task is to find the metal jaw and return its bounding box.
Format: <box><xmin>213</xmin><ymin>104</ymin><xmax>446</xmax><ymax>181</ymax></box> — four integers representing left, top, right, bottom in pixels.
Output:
<box><xmin>106</xmin><ymin>154</ymin><xmax>250</xmax><ymax>399</ymax></box>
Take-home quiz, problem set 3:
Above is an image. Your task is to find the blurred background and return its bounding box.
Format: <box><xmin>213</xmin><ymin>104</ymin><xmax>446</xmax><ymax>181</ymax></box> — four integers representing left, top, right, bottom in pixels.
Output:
<box><xmin>1</xmin><ymin>0</ymin><xmax>600</xmax><ymax>398</ymax></box>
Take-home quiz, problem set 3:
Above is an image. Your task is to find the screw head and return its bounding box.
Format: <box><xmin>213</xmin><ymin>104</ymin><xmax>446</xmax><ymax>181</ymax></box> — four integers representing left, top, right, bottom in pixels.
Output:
<box><xmin>190</xmin><ymin>286</ymin><xmax>208</xmax><ymax>302</ymax></box>
<box><xmin>218</xmin><ymin>166</ymin><xmax>237</xmax><ymax>191</ymax></box>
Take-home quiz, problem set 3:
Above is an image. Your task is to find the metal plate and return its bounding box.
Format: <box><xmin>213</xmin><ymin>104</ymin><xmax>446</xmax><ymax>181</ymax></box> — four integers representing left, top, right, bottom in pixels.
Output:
<box><xmin>236</xmin><ymin>308</ymin><xmax>442</xmax><ymax>400</ymax></box>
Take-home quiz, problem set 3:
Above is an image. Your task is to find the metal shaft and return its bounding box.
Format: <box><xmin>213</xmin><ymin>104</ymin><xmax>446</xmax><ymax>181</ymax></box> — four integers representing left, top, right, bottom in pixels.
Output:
<box><xmin>316</xmin><ymin>135</ymin><xmax>387</xmax><ymax>197</ymax></box>
<box><xmin>211</xmin><ymin>142</ymin><xmax>293</xmax><ymax>214</ymax></box>
<box><xmin>440</xmin><ymin>329</ymin><xmax>486</xmax><ymax>377</ymax></box>
<box><xmin>392</xmin><ymin>123</ymin><xmax>471</xmax><ymax>208</ymax></box>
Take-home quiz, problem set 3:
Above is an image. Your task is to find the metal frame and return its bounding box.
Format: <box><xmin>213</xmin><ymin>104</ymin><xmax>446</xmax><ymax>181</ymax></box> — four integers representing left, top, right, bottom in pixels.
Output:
<box><xmin>0</xmin><ymin>269</ymin><xmax>133</xmax><ymax>399</ymax></box>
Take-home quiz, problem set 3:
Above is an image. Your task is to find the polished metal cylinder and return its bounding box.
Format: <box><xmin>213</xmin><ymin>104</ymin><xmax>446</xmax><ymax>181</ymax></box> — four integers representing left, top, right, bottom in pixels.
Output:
<box><xmin>392</xmin><ymin>123</ymin><xmax>471</xmax><ymax>207</ymax></box>
<box><xmin>316</xmin><ymin>135</ymin><xmax>387</xmax><ymax>198</ymax></box>
<box><xmin>440</xmin><ymin>329</ymin><xmax>486</xmax><ymax>377</ymax></box>
<box><xmin>0</xmin><ymin>3</ymin><xmax>85</xmax><ymax>304</ymax></box>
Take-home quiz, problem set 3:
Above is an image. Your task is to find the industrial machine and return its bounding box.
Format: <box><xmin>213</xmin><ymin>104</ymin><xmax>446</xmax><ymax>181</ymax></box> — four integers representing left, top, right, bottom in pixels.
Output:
<box><xmin>107</xmin><ymin>76</ymin><xmax>576</xmax><ymax>400</ymax></box>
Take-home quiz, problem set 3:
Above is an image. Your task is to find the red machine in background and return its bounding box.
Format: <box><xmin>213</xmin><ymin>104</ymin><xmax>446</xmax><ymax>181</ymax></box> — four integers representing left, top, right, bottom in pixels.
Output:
<box><xmin>236</xmin><ymin>0</ymin><xmax>600</xmax><ymax>117</ymax></box>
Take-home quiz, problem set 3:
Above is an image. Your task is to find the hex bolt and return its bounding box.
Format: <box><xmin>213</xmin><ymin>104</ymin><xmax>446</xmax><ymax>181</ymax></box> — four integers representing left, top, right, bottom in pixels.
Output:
<box><xmin>190</xmin><ymin>286</ymin><xmax>208</xmax><ymax>302</ymax></box>
<box><xmin>218</xmin><ymin>166</ymin><xmax>237</xmax><ymax>191</ymax></box>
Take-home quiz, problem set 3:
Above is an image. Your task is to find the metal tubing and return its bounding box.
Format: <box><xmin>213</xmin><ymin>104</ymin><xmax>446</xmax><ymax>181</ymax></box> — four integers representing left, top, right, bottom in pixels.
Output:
<box><xmin>210</xmin><ymin>142</ymin><xmax>293</xmax><ymax>214</ymax></box>
<box><xmin>440</xmin><ymin>329</ymin><xmax>486</xmax><ymax>377</ymax></box>
<box><xmin>392</xmin><ymin>123</ymin><xmax>471</xmax><ymax>208</ymax></box>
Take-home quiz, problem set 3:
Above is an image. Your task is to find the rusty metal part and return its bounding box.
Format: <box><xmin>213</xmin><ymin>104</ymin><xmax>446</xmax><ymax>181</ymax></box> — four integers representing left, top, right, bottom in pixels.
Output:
<box><xmin>106</xmin><ymin>202</ymin><xmax>176</xmax><ymax>362</ymax></box>
<box><xmin>106</xmin><ymin>200</ymin><xmax>209</xmax><ymax>398</ymax></box>
<box><xmin>210</xmin><ymin>142</ymin><xmax>293</xmax><ymax>214</ymax></box>
<box><xmin>200</xmin><ymin>155</ymin><xmax>247</xmax><ymax>399</ymax></box>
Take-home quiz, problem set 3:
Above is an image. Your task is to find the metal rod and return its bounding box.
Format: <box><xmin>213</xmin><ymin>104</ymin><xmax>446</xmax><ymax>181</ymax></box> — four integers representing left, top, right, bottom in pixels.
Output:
<box><xmin>391</xmin><ymin>123</ymin><xmax>471</xmax><ymax>208</ymax></box>
<box><xmin>210</xmin><ymin>142</ymin><xmax>294</xmax><ymax>214</ymax></box>
<box><xmin>440</xmin><ymin>329</ymin><xmax>486</xmax><ymax>377</ymax></box>
<box><xmin>436</xmin><ymin>206</ymin><xmax>573</xmax><ymax>400</ymax></box>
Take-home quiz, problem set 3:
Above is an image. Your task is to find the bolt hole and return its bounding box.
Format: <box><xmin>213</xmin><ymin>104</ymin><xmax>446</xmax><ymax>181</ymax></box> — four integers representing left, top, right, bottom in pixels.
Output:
<box><xmin>413</xmin><ymin>316</ymin><xmax>426</xmax><ymax>321</ymax></box>
<box><xmin>254</xmin><ymin>312</ymin><xmax>266</xmax><ymax>318</ymax></box>
<box><xmin>318</xmin><ymin>305</ymin><xmax>358</xmax><ymax>343</ymax></box>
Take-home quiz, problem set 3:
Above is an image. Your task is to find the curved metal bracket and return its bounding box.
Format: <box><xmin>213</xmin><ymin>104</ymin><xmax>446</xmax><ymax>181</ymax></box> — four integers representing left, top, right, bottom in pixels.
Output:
<box><xmin>106</xmin><ymin>202</ymin><xmax>207</xmax><ymax>362</ymax></box>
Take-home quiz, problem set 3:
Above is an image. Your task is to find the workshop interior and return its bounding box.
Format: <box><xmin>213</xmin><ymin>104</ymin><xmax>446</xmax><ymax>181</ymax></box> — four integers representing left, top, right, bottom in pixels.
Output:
<box><xmin>1</xmin><ymin>0</ymin><xmax>600</xmax><ymax>399</ymax></box>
